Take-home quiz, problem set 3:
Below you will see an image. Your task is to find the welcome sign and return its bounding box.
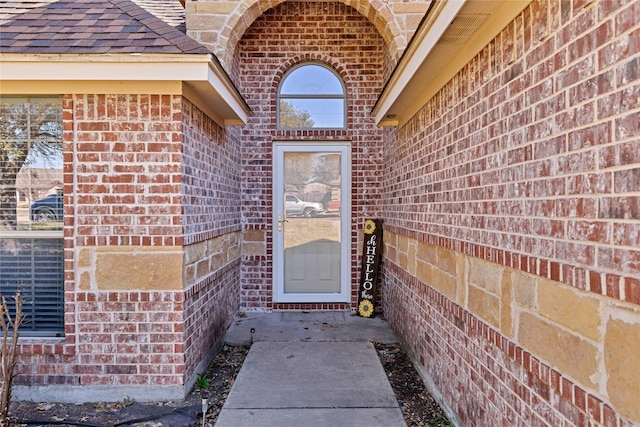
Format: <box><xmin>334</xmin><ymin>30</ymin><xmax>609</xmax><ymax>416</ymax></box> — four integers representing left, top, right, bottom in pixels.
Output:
<box><xmin>357</xmin><ymin>219</ymin><xmax>383</xmax><ymax>318</ymax></box>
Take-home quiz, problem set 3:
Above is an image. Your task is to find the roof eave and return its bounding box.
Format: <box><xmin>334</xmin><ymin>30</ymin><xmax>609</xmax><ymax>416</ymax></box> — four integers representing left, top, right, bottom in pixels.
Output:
<box><xmin>0</xmin><ymin>53</ymin><xmax>249</xmax><ymax>127</ymax></box>
<box><xmin>373</xmin><ymin>0</ymin><xmax>533</xmax><ymax>127</ymax></box>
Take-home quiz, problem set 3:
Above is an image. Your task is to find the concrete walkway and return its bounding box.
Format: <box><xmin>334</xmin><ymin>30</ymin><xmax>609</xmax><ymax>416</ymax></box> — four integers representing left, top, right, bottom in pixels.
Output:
<box><xmin>214</xmin><ymin>311</ymin><xmax>407</xmax><ymax>427</ymax></box>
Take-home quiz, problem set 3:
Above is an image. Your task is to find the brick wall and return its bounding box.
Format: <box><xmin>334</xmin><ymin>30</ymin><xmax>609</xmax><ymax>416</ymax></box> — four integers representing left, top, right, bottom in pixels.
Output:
<box><xmin>15</xmin><ymin>94</ymin><xmax>242</xmax><ymax>402</ymax></box>
<box><xmin>382</xmin><ymin>0</ymin><xmax>640</xmax><ymax>425</ymax></box>
<box><xmin>181</xmin><ymin>98</ymin><xmax>242</xmax><ymax>385</ymax></box>
<box><xmin>72</xmin><ymin>94</ymin><xmax>183</xmax><ymax>248</ymax></box>
<box><xmin>181</xmin><ymin>99</ymin><xmax>242</xmax><ymax>243</ymax></box>
<box><xmin>235</xmin><ymin>1</ymin><xmax>387</xmax><ymax>310</ymax></box>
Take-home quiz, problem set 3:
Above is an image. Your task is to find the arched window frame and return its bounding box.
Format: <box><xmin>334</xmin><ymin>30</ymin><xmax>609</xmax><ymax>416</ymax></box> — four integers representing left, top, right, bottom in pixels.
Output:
<box><xmin>277</xmin><ymin>63</ymin><xmax>347</xmax><ymax>130</ymax></box>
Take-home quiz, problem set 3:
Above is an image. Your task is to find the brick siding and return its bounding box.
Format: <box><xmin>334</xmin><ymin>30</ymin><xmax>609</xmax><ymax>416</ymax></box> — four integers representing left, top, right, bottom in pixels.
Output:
<box><xmin>181</xmin><ymin>99</ymin><xmax>242</xmax><ymax>243</ymax></box>
<box><xmin>15</xmin><ymin>94</ymin><xmax>242</xmax><ymax>401</ymax></box>
<box><xmin>235</xmin><ymin>1</ymin><xmax>388</xmax><ymax>310</ymax></box>
<box><xmin>72</xmin><ymin>94</ymin><xmax>183</xmax><ymax>247</ymax></box>
<box><xmin>181</xmin><ymin>98</ymin><xmax>242</xmax><ymax>389</ymax></box>
<box><xmin>382</xmin><ymin>0</ymin><xmax>640</xmax><ymax>425</ymax></box>
<box><xmin>10</xmin><ymin>0</ymin><xmax>639</xmax><ymax>416</ymax></box>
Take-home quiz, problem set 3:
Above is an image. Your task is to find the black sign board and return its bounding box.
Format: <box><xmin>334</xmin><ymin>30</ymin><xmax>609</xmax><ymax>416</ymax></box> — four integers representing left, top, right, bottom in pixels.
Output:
<box><xmin>357</xmin><ymin>219</ymin><xmax>382</xmax><ymax>318</ymax></box>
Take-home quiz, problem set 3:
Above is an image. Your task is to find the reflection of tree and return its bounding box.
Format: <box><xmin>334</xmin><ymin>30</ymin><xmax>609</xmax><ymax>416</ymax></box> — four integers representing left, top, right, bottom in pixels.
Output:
<box><xmin>279</xmin><ymin>100</ymin><xmax>314</xmax><ymax>128</ymax></box>
<box><xmin>310</xmin><ymin>154</ymin><xmax>340</xmax><ymax>184</ymax></box>
<box><xmin>0</xmin><ymin>99</ymin><xmax>62</xmax><ymax>230</ymax></box>
<box><xmin>284</xmin><ymin>152</ymin><xmax>341</xmax><ymax>207</ymax></box>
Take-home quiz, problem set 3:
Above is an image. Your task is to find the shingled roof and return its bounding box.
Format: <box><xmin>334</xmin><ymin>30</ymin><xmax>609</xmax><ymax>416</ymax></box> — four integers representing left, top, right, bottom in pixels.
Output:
<box><xmin>0</xmin><ymin>0</ymin><xmax>209</xmax><ymax>54</ymax></box>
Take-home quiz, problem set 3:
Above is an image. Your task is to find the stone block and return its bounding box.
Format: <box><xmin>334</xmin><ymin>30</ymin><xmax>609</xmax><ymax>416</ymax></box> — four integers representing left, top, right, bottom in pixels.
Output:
<box><xmin>405</xmin><ymin>14</ymin><xmax>426</xmax><ymax>33</ymax></box>
<box><xmin>383</xmin><ymin>232</ymin><xmax>397</xmax><ymax>262</ymax></box>
<box><xmin>418</xmin><ymin>260</ymin><xmax>456</xmax><ymax>301</ymax></box>
<box><xmin>78</xmin><ymin>271</ymin><xmax>91</xmax><ymax>290</ymax></box>
<box><xmin>392</xmin><ymin>3</ymin><xmax>431</xmax><ymax>14</ymax></box>
<box><xmin>184</xmin><ymin>264</ymin><xmax>196</xmax><ymax>286</ymax></box>
<box><xmin>187</xmin><ymin>14</ymin><xmax>228</xmax><ymax>31</ymax></box>
<box><xmin>385</xmin><ymin>245</ymin><xmax>397</xmax><ymax>265</ymax></box>
<box><xmin>435</xmin><ymin>270</ymin><xmax>457</xmax><ymax>302</ymax></box>
<box><xmin>244</xmin><ymin>229</ymin><xmax>264</xmax><ymax>242</ymax></box>
<box><xmin>398</xmin><ymin>234</ymin><xmax>408</xmax><ymax>253</ymax></box>
<box><xmin>210</xmin><ymin>252</ymin><xmax>225</xmax><ymax>272</ymax></box>
<box><xmin>519</xmin><ymin>312</ymin><xmax>599</xmax><ymax>389</ymax></box>
<box><xmin>501</xmin><ymin>271</ymin><xmax>514</xmax><ymax>338</ymax></box>
<box><xmin>512</xmin><ymin>271</ymin><xmax>538</xmax><ymax>309</ymax></box>
<box><xmin>455</xmin><ymin>253</ymin><xmax>467</xmax><ymax>305</ymax></box>
<box><xmin>407</xmin><ymin>240</ymin><xmax>417</xmax><ymax>276</ymax></box>
<box><xmin>228</xmin><ymin>242</ymin><xmax>241</xmax><ymax>260</ymax></box>
<box><xmin>468</xmin><ymin>285</ymin><xmax>500</xmax><ymax>329</ymax></box>
<box><xmin>398</xmin><ymin>250</ymin><xmax>408</xmax><ymax>271</ymax></box>
<box><xmin>416</xmin><ymin>259</ymin><xmax>433</xmax><ymax>286</ymax></box>
<box><xmin>604</xmin><ymin>306</ymin><xmax>640</xmax><ymax>424</ymax></box>
<box><xmin>229</xmin><ymin>231</ymin><xmax>239</xmax><ymax>245</ymax></box>
<box><xmin>196</xmin><ymin>259</ymin><xmax>209</xmax><ymax>279</ymax></box>
<box><xmin>537</xmin><ymin>279</ymin><xmax>602</xmax><ymax>341</ymax></box>
<box><xmin>95</xmin><ymin>248</ymin><xmax>182</xmax><ymax>290</ymax></box>
<box><xmin>382</xmin><ymin>230</ymin><xmax>396</xmax><ymax>248</ymax></box>
<box><xmin>77</xmin><ymin>248</ymin><xmax>91</xmax><ymax>268</ymax></box>
<box><xmin>437</xmin><ymin>246</ymin><xmax>456</xmax><ymax>275</ymax></box>
<box><xmin>468</xmin><ymin>257</ymin><xmax>502</xmax><ymax>295</ymax></box>
<box><xmin>197</xmin><ymin>30</ymin><xmax>218</xmax><ymax>45</ymax></box>
<box><xmin>208</xmin><ymin>235</ymin><xmax>226</xmax><ymax>255</ymax></box>
<box><xmin>242</xmin><ymin>241</ymin><xmax>265</xmax><ymax>256</ymax></box>
<box><xmin>417</xmin><ymin>240</ymin><xmax>437</xmax><ymax>265</ymax></box>
<box><xmin>184</xmin><ymin>242</ymin><xmax>205</xmax><ymax>265</ymax></box>
<box><xmin>193</xmin><ymin>2</ymin><xmax>238</xmax><ymax>14</ymax></box>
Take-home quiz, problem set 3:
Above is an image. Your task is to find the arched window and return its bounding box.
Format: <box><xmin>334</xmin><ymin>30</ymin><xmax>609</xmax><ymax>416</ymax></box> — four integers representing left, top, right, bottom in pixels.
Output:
<box><xmin>277</xmin><ymin>63</ymin><xmax>346</xmax><ymax>129</ymax></box>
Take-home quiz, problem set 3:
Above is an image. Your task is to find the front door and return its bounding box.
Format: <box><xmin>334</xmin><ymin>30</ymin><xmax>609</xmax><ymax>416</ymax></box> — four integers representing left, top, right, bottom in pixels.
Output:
<box><xmin>273</xmin><ymin>143</ymin><xmax>351</xmax><ymax>303</ymax></box>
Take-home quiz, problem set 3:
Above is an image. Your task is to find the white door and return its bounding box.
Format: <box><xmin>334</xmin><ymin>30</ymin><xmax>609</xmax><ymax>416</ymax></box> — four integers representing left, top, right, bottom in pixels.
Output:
<box><xmin>273</xmin><ymin>143</ymin><xmax>351</xmax><ymax>303</ymax></box>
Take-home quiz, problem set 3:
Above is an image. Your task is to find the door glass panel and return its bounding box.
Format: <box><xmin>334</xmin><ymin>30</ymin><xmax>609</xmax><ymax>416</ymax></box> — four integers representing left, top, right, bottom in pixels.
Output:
<box><xmin>283</xmin><ymin>151</ymin><xmax>342</xmax><ymax>294</ymax></box>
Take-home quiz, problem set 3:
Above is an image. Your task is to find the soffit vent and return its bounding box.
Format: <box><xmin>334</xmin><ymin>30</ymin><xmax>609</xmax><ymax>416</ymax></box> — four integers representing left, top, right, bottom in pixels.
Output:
<box><xmin>439</xmin><ymin>14</ymin><xmax>489</xmax><ymax>44</ymax></box>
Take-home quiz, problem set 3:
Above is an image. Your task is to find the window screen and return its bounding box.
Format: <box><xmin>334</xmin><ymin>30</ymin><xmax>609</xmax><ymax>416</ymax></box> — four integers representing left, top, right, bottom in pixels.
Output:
<box><xmin>0</xmin><ymin>96</ymin><xmax>64</xmax><ymax>337</ymax></box>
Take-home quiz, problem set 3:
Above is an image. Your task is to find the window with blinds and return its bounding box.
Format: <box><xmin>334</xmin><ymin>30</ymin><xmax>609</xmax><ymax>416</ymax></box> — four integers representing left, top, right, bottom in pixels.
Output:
<box><xmin>0</xmin><ymin>96</ymin><xmax>64</xmax><ymax>337</ymax></box>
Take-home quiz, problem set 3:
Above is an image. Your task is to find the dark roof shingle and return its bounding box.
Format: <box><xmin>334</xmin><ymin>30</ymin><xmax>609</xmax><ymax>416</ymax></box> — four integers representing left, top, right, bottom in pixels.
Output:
<box><xmin>0</xmin><ymin>0</ymin><xmax>209</xmax><ymax>54</ymax></box>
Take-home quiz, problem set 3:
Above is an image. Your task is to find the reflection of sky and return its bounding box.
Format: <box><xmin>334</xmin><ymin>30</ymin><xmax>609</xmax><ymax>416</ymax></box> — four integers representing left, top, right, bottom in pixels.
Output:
<box><xmin>26</xmin><ymin>150</ymin><xmax>62</xmax><ymax>169</ymax></box>
<box><xmin>281</xmin><ymin>64</ymin><xmax>345</xmax><ymax>128</ymax></box>
<box><xmin>281</xmin><ymin>65</ymin><xmax>343</xmax><ymax>95</ymax></box>
<box><xmin>1</xmin><ymin>96</ymin><xmax>64</xmax><ymax>170</ymax></box>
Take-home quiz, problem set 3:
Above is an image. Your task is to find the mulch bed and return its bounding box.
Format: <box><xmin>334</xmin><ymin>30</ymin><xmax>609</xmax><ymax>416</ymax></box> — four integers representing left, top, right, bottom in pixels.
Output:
<box><xmin>9</xmin><ymin>343</ymin><xmax>450</xmax><ymax>426</ymax></box>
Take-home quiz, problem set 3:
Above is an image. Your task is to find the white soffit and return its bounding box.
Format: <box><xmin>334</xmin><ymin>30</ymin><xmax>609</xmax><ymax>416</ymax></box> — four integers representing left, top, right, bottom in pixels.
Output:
<box><xmin>374</xmin><ymin>0</ymin><xmax>532</xmax><ymax>127</ymax></box>
<box><xmin>0</xmin><ymin>54</ymin><xmax>249</xmax><ymax>126</ymax></box>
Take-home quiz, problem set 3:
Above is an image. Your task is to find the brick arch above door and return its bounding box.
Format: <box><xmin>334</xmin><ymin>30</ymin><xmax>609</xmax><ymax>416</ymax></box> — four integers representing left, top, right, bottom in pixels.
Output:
<box><xmin>185</xmin><ymin>0</ymin><xmax>430</xmax><ymax>72</ymax></box>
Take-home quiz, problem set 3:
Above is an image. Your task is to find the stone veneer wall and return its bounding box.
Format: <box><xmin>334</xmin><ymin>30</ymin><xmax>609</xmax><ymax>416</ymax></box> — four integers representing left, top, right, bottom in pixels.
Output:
<box><xmin>185</xmin><ymin>0</ymin><xmax>429</xmax><ymax>78</ymax></box>
<box><xmin>381</xmin><ymin>0</ymin><xmax>640</xmax><ymax>425</ymax></box>
<box><xmin>14</xmin><ymin>94</ymin><xmax>241</xmax><ymax>402</ymax></box>
<box><xmin>235</xmin><ymin>1</ymin><xmax>388</xmax><ymax>310</ymax></box>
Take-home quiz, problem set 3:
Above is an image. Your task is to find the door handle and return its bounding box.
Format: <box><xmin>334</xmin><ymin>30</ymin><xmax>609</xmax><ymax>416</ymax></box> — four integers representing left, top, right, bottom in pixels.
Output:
<box><xmin>278</xmin><ymin>215</ymin><xmax>288</xmax><ymax>232</ymax></box>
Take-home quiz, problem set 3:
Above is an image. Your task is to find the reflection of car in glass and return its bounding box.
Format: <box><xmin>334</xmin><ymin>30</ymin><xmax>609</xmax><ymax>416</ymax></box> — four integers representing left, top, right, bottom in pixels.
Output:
<box><xmin>326</xmin><ymin>200</ymin><xmax>340</xmax><ymax>212</ymax></box>
<box><xmin>30</xmin><ymin>193</ymin><xmax>63</xmax><ymax>222</ymax></box>
<box><xmin>285</xmin><ymin>194</ymin><xmax>324</xmax><ymax>217</ymax></box>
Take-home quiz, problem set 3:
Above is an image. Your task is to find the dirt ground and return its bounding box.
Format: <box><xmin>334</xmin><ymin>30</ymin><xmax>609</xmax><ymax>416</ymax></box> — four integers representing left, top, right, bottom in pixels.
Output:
<box><xmin>9</xmin><ymin>342</ymin><xmax>450</xmax><ymax>427</ymax></box>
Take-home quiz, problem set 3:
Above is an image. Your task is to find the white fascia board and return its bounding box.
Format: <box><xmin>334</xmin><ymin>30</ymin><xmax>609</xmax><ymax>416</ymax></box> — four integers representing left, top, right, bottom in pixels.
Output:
<box><xmin>373</xmin><ymin>0</ymin><xmax>467</xmax><ymax>125</ymax></box>
<box><xmin>0</xmin><ymin>54</ymin><xmax>211</xmax><ymax>81</ymax></box>
<box><xmin>0</xmin><ymin>54</ymin><xmax>249</xmax><ymax>126</ymax></box>
<box><xmin>206</xmin><ymin>60</ymin><xmax>249</xmax><ymax>126</ymax></box>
